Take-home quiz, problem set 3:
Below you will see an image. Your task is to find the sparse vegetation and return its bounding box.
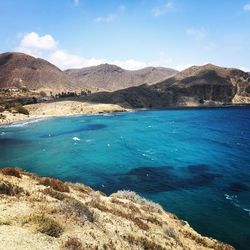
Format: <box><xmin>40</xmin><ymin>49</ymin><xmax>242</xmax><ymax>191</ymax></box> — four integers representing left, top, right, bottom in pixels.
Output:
<box><xmin>39</xmin><ymin>177</ymin><xmax>70</xmax><ymax>192</ymax></box>
<box><xmin>42</xmin><ymin>187</ymin><xmax>68</xmax><ymax>200</ymax></box>
<box><xmin>62</xmin><ymin>237</ymin><xmax>83</xmax><ymax>250</ymax></box>
<box><xmin>112</xmin><ymin>190</ymin><xmax>163</xmax><ymax>213</ymax></box>
<box><xmin>39</xmin><ymin>91</ymin><xmax>47</xmax><ymax>97</ymax></box>
<box><xmin>22</xmin><ymin>214</ymin><xmax>63</xmax><ymax>237</ymax></box>
<box><xmin>0</xmin><ymin>114</ymin><xmax>6</xmax><ymax>120</ymax></box>
<box><xmin>125</xmin><ymin>235</ymin><xmax>166</xmax><ymax>250</ymax></box>
<box><xmin>4</xmin><ymin>102</ymin><xmax>29</xmax><ymax>115</ymax></box>
<box><xmin>14</xmin><ymin>105</ymin><xmax>29</xmax><ymax>115</ymax></box>
<box><xmin>89</xmin><ymin>200</ymin><xmax>149</xmax><ymax>230</ymax></box>
<box><xmin>0</xmin><ymin>168</ymin><xmax>21</xmax><ymax>178</ymax></box>
<box><xmin>59</xmin><ymin>197</ymin><xmax>94</xmax><ymax>223</ymax></box>
<box><xmin>0</xmin><ymin>180</ymin><xmax>23</xmax><ymax>196</ymax></box>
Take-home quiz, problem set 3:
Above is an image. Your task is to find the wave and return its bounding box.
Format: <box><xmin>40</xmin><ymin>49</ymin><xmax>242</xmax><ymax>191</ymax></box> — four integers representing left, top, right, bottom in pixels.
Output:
<box><xmin>224</xmin><ymin>193</ymin><xmax>250</xmax><ymax>216</ymax></box>
<box><xmin>0</xmin><ymin>118</ymin><xmax>49</xmax><ymax>128</ymax></box>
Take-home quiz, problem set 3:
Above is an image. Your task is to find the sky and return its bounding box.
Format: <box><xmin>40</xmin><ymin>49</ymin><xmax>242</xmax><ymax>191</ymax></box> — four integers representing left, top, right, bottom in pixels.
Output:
<box><xmin>0</xmin><ymin>0</ymin><xmax>250</xmax><ymax>71</ymax></box>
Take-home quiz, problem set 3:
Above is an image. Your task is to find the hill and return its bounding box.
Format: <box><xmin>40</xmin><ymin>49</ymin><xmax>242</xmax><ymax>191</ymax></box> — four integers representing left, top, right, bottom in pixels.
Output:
<box><xmin>0</xmin><ymin>52</ymin><xmax>76</xmax><ymax>92</ymax></box>
<box><xmin>0</xmin><ymin>168</ymin><xmax>234</xmax><ymax>250</ymax></box>
<box><xmin>85</xmin><ymin>64</ymin><xmax>250</xmax><ymax>108</ymax></box>
<box><xmin>65</xmin><ymin>63</ymin><xmax>178</xmax><ymax>91</ymax></box>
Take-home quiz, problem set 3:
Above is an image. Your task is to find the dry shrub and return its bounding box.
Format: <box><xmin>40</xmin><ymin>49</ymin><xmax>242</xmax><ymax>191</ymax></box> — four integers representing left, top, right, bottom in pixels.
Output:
<box><xmin>72</xmin><ymin>183</ymin><xmax>93</xmax><ymax>194</ymax></box>
<box><xmin>110</xmin><ymin>197</ymin><xmax>125</xmax><ymax>205</ymax></box>
<box><xmin>39</xmin><ymin>177</ymin><xmax>69</xmax><ymax>192</ymax></box>
<box><xmin>0</xmin><ymin>168</ymin><xmax>21</xmax><ymax>178</ymax></box>
<box><xmin>125</xmin><ymin>235</ymin><xmax>165</xmax><ymax>250</ymax></box>
<box><xmin>60</xmin><ymin>197</ymin><xmax>94</xmax><ymax>223</ymax></box>
<box><xmin>112</xmin><ymin>190</ymin><xmax>163</xmax><ymax>213</ymax></box>
<box><xmin>42</xmin><ymin>188</ymin><xmax>68</xmax><ymax>201</ymax></box>
<box><xmin>0</xmin><ymin>180</ymin><xmax>23</xmax><ymax>196</ymax></box>
<box><xmin>183</xmin><ymin>231</ymin><xmax>234</xmax><ymax>250</ymax></box>
<box><xmin>89</xmin><ymin>200</ymin><xmax>149</xmax><ymax>231</ymax></box>
<box><xmin>23</xmin><ymin>214</ymin><xmax>63</xmax><ymax>237</ymax></box>
<box><xmin>165</xmin><ymin>227</ymin><xmax>181</xmax><ymax>245</ymax></box>
<box><xmin>62</xmin><ymin>237</ymin><xmax>83</xmax><ymax>250</ymax></box>
<box><xmin>146</xmin><ymin>216</ymin><xmax>163</xmax><ymax>226</ymax></box>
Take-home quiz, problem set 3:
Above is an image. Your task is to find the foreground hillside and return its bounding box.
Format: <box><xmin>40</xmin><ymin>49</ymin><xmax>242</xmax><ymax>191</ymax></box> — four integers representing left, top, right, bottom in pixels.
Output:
<box><xmin>65</xmin><ymin>64</ymin><xmax>178</xmax><ymax>91</ymax></box>
<box><xmin>86</xmin><ymin>64</ymin><xmax>250</xmax><ymax>108</ymax></box>
<box><xmin>0</xmin><ymin>168</ymin><xmax>234</xmax><ymax>250</ymax></box>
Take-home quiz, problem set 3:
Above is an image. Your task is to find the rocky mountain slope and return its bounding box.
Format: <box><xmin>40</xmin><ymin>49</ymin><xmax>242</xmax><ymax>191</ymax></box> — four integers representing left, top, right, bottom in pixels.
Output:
<box><xmin>0</xmin><ymin>168</ymin><xmax>234</xmax><ymax>250</ymax></box>
<box><xmin>65</xmin><ymin>64</ymin><xmax>178</xmax><ymax>91</ymax></box>
<box><xmin>0</xmin><ymin>52</ymin><xmax>76</xmax><ymax>92</ymax></box>
<box><xmin>85</xmin><ymin>64</ymin><xmax>250</xmax><ymax>108</ymax></box>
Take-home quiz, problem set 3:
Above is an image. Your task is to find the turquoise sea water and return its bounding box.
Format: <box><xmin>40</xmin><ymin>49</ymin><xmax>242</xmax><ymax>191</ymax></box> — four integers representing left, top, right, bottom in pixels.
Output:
<box><xmin>0</xmin><ymin>107</ymin><xmax>249</xmax><ymax>249</ymax></box>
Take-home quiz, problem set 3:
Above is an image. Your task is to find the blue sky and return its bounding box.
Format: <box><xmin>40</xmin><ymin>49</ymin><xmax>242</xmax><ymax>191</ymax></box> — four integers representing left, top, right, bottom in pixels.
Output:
<box><xmin>1</xmin><ymin>0</ymin><xmax>250</xmax><ymax>70</ymax></box>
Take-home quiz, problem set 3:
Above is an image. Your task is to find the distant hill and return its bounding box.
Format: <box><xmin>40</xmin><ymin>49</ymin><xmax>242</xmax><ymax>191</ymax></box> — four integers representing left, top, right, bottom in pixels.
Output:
<box><xmin>0</xmin><ymin>52</ymin><xmax>75</xmax><ymax>92</ymax></box>
<box><xmin>64</xmin><ymin>63</ymin><xmax>178</xmax><ymax>91</ymax></box>
<box><xmin>85</xmin><ymin>64</ymin><xmax>250</xmax><ymax>108</ymax></box>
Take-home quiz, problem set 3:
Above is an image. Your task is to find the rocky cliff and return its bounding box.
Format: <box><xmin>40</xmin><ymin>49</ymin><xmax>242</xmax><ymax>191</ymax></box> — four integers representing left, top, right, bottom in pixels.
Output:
<box><xmin>0</xmin><ymin>168</ymin><xmax>234</xmax><ymax>250</ymax></box>
<box><xmin>85</xmin><ymin>64</ymin><xmax>250</xmax><ymax>108</ymax></box>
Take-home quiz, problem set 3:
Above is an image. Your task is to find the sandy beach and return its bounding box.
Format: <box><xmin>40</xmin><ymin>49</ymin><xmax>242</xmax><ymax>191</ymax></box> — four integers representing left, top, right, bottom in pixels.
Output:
<box><xmin>0</xmin><ymin>101</ymin><xmax>128</xmax><ymax>125</ymax></box>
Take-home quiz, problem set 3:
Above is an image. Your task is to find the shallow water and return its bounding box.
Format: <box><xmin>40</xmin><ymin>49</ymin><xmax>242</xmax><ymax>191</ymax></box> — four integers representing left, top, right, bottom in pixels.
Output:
<box><xmin>0</xmin><ymin>107</ymin><xmax>250</xmax><ymax>249</ymax></box>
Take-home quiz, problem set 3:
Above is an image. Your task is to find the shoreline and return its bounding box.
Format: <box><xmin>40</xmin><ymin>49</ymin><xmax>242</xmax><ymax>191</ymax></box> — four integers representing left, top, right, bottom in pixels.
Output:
<box><xmin>0</xmin><ymin>100</ymin><xmax>130</xmax><ymax>126</ymax></box>
<box><xmin>1</xmin><ymin>101</ymin><xmax>250</xmax><ymax>126</ymax></box>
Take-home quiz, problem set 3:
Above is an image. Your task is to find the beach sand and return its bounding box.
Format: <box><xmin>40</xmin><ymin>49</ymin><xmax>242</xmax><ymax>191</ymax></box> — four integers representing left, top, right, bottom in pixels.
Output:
<box><xmin>0</xmin><ymin>101</ymin><xmax>128</xmax><ymax>125</ymax></box>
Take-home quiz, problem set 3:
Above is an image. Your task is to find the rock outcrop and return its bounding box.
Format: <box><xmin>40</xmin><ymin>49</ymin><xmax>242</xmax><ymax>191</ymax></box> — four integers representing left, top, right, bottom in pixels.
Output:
<box><xmin>0</xmin><ymin>168</ymin><xmax>234</xmax><ymax>250</ymax></box>
<box><xmin>85</xmin><ymin>64</ymin><xmax>250</xmax><ymax>108</ymax></box>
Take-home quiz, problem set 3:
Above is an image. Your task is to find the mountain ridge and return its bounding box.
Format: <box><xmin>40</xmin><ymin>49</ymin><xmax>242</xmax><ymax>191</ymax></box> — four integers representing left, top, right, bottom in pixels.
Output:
<box><xmin>64</xmin><ymin>63</ymin><xmax>178</xmax><ymax>91</ymax></box>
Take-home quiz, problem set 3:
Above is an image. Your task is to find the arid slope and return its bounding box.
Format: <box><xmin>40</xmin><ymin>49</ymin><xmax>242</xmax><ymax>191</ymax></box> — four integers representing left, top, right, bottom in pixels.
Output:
<box><xmin>0</xmin><ymin>168</ymin><xmax>234</xmax><ymax>250</ymax></box>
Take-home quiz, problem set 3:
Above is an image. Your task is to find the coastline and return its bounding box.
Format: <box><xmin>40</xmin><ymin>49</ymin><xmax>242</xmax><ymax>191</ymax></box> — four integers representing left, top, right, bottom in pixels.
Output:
<box><xmin>1</xmin><ymin>100</ymin><xmax>250</xmax><ymax>126</ymax></box>
<box><xmin>0</xmin><ymin>100</ymin><xmax>129</xmax><ymax>126</ymax></box>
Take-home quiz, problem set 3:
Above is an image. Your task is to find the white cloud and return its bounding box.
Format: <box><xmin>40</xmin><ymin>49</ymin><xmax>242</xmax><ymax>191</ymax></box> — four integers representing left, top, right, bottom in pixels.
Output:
<box><xmin>243</xmin><ymin>3</ymin><xmax>250</xmax><ymax>11</ymax></box>
<box><xmin>15</xmin><ymin>31</ymin><xmax>189</xmax><ymax>71</ymax></box>
<box><xmin>94</xmin><ymin>5</ymin><xmax>126</xmax><ymax>23</ymax></box>
<box><xmin>152</xmin><ymin>1</ymin><xmax>173</xmax><ymax>17</ymax></box>
<box><xmin>16</xmin><ymin>32</ymin><xmax>58</xmax><ymax>57</ymax></box>
<box><xmin>186</xmin><ymin>28</ymin><xmax>206</xmax><ymax>41</ymax></box>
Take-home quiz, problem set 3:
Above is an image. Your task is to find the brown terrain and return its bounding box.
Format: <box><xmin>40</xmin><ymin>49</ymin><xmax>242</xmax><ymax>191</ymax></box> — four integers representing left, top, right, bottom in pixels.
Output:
<box><xmin>0</xmin><ymin>168</ymin><xmax>235</xmax><ymax>250</ymax></box>
<box><xmin>65</xmin><ymin>64</ymin><xmax>178</xmax><ymax>91</ymax></box>
<box><xmin>0</xmin><ymin>52</ymin><xmax>250</xmax><ymax>125</ymax></box>
<box><xmin>0</xmin><ymin>52</ymin><xmax>77</xmax><ymax>93</ymax></box>
<box><xmin>85</xmin><ymin>64</ymin><xmax>250</xmax><ymax>108</ymax></box>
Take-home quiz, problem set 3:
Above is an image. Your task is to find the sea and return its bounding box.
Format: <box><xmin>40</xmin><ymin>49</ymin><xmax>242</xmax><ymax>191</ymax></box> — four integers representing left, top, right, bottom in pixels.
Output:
<box><xmin>0</xmin><ymin>106</ymin><xmax>249</xmax><ymax>249</ymax></box>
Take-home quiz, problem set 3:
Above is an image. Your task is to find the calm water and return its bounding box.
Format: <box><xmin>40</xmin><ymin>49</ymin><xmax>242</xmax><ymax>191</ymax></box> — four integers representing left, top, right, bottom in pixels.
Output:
<box><xmin>0</xmin><ymin>107</ymin><xmax>249</xmax><ymax>249</ymax></box>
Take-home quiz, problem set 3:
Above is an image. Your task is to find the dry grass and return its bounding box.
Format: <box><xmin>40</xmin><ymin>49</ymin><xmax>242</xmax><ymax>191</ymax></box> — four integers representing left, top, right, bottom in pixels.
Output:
<box><xmin>59</xmin><ymin>197</ymin><xmax>94</xmax><ymax>224</ymax></box>
<box><xmin>89</xmin><ymin>200</ymin><xmax>149</xmax><ymax>231</ymax></box>
<box><xmin>22</xmin><ymin>213</ymin><xmax>63</xmax><ymax>238</ymax></box>
<box><xmin>112</xmin><ymin>190</ymin><xmax>163</xmax><ymax>213</ymax></box>
<box><xmin>39</xmin><ymin>177</ymin><xmax>70</xmax><ymax>192</ymax></box>
<box><xmin>61</xmin><ymin>237</ymin><xmax>83</xmax><ymax>250</ymax></box>
<box><xmin>0</xmin><ymin>168</ymin><xmax>21</xmax><ymax>178</ymax></box>
<box><xmin>0</xmin><ymin>180</ymin><xmax>23</xmax><ymax>196</ymax></box>
<box><xmin>0</xmin><ymin>217</ymin><xmax>11</xmax><ymax>226</ymax></box>
<box><xmin>183</xmin><ymin>231</ymin><xmax>234</xmax><ymax>250</ymax></box>
<box><xmin>42</xmin><ymin>187</ymin><xmax>69</xmax><ymax>200</ymax></box>
<box><xmin>125</xmin><ymin>234</ymin><xmax>166</xmax><ymax>250</ymax></box>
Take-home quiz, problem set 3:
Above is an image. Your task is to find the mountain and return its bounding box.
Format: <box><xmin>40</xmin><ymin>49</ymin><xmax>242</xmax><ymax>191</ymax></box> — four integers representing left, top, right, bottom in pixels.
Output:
<box><xmin>0</xmin><ymin>167</ymin><xmax>234</xmax><ymax>250</ymax></box>
<box><xmin>0</xmin><ymin>52</ymin><xmax>75</xmax><ymax>92</ymax></box>
<box><xmin>85</xmin><ymin>64</ymin><xmax>250</xmax><ymax>108</ymax></box>
<box><xmin>64</xmin><ymin>63</ymin><xmax>178</xmax><ymax>91</ymax></box>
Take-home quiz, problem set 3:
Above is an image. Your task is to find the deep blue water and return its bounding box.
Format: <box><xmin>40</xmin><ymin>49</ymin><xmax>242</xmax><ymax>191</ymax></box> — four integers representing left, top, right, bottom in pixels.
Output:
<box><xmin>0</xmin><ymin>107</ymin><xmax>250</xmax><ymax>249</ymax></box>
